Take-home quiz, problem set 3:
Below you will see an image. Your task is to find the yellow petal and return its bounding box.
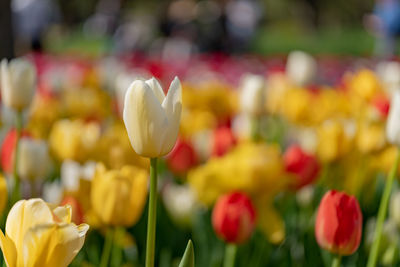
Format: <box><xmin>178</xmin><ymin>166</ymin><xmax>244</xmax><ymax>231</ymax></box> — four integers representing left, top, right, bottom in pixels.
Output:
<box><xmin>257</xmin><ymin>203</ymin><xmax>285</xmax><ymax>244</ymax></box>
<box><xmin>0</xmin><ymin>230</ymin><xmax>17</xmax><ymax>267</ymax></box>
<box><xmin>22</xmin><ymin>223</ymin><xmax>89</xmax><ymax>267</ymax></box>
<box><xmin>6</xmin><ymin>199</ymin><xmax>54</xmax><ymax>255</ymax></box>
<box><xmin>123</xmin><ymin>80</ymin><xmax>168</xmax><ymax>157</ymax></box>
<box><xmin>52</xmin><ymin>205</ymin><xmax>72</xmax><ymax>223</ymax></box>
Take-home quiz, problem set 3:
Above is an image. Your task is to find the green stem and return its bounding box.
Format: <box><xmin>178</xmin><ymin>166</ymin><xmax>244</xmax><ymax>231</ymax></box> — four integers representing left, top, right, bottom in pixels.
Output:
<box><xmin>146</xmin><ymin>158</ymin><xmax>158</xmax><ymax>267</ymax></box>
<box><xmin>367</xmin><ymin>148</ymin><xmax>400</xmax><ymax>267</ymax></box>
<box><xmin>111</xmin><ymin>227</ymin><xmax>124</xmax><ymax>267</ymax></box>
<box><xmin>100</xmin><ymin>228</ymin><xmax>114</xmax><ymax>267</ymax></box>
<box><xmin>10</xmin><ymin>111</ymin><xmax>23</xmax><ymax>204</ymax></box>
<box><xmin>331</xmin><ymin>255</ymin><xmax>342</xmax><ymax>267</ymax></box>
<box><xmin>224</xmin><ymin>243</ymin><xmax>237</xmax><ymax>267</ymax></box>
<box><xmin>250</xmin><ymin>116</ymin><xmax>260</xmax><ymax>142</ymax></box>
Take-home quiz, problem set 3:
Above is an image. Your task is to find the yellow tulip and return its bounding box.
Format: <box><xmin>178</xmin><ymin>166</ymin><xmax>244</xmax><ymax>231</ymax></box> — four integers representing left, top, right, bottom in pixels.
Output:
<box><xmin>0</xmin><ymin>58</ymin><xmax>36</xmax><ymax>111</ymax></box>
<box><xmin>0</xmin><ymin>198</ymin><xmax>89</xmax><ymax>267</ymax></box>
<box><xmin>123</xmin><ymin>77</ymin><xmax>182</xmax><ymax>158</ymax></box>
<box><xmin>91</xmin><ymin>163</ymin><xmax>148</xmax><ymax>226</ymax></box>
<box><xmin>0</xmin><ymin>175</ymin><xmax>7</xmax><ymax>216</ymax></box>
<box><xmin>49</xmin><ymin>119</ymin><xmax>100</xmax><ymax>162</ymax></box>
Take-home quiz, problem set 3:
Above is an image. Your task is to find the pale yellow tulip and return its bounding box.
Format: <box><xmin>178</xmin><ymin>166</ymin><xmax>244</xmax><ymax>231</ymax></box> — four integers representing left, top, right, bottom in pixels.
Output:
<box><xmin>123</xmin><ymin>77</ymin><xmax>182</xmax><ymax>157</ymax></box>
<box><xmin>0</xmin><ymin>58</ymin><xmax>36</xmax><ymax>111</ymax></box>
<box><xmin>0</xmin><ymin>198</ymin><xmax>89</xmax><ymax>267</ymax></box>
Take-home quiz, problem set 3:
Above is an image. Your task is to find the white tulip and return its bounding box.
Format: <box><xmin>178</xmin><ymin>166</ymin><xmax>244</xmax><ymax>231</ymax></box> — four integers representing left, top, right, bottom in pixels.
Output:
<box><xmin>163</xmin><ymin>183</ymin><xmax>197</xmax><ymax>226</ymax></box>
<box><xmin>239</xmin><ymin>74</ymin><xmax>266</xmax><ymax>116</ymax></box>
<box><xmin>286</xmin><ymin>51</ymin><xmax>316</xmax><ymax>87</ymax></box>
<box><xmin>1</xmin><ymin>58</ymin><xmax>36</xmax><ymax>111</ymax></box>
<box><xmin>386</xmin><ymin>91</ymin><xmax>400</xmax><ymax>146</ymax></box>
<box><xmin>123</xmin><ymin>77</ymin><xmax>182</xmax><ymax>158</ymax></box>
<box><xmin>376</xmin><ymin>61</ymin><xmax>400</xmax><ymax>94</ymax></box>
<box><xmin>18</xmin><ymin>138</ymin><xmax>49</xmax><ymax>180</ymax></box>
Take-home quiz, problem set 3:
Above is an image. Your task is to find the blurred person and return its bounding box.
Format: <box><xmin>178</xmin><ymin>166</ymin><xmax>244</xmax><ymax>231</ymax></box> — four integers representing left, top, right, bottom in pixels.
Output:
<box><xmin>12</xmin><ymin>0</ymin><xmax>60</xmax><ymax>52</ymax></box>
<box><xmin>364</xmin><ymin>0</ymin><xmax>400</xmax><ymax>57</ymax></box>
<box><xmin>224</xmin><ymin>0</ymin><xmax>263</xmax><ymax>53</ymax></box>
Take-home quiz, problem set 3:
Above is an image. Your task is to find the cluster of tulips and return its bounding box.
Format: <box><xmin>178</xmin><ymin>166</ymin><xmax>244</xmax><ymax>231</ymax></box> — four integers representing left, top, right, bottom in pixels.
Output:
<box><xmin>0</xmin><ymin>51</ymin><xmax>400</xmax><ymax>267</ymax></box>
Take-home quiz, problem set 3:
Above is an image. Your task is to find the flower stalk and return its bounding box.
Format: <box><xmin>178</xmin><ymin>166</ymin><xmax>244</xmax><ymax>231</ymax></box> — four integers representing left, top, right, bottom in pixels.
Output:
<box><xmin>11</xmin><ymin>111</ymin><xmax>23</xmax><ymax>204</ymax></box>
<box><xmin>224</xmin><ymin>243</ymin><xmax>237</xmax><ymax>267</ymax></box>
<box><xmin>367</xmin><ymin>148</ymin><xmax>400</xmax><ymax>267</ymax></box>
<box><xmin>146</xmin><ymin>158</ymin><xmax>158</xmax><ymax>267</ymax></box>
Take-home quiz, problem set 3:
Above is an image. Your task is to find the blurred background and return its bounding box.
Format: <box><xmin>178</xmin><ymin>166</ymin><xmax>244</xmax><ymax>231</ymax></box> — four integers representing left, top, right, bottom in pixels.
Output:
<box><xmin>0</xmin><ymin>0</ymin><xmax>392</xmax><ymax>58</ymax></box>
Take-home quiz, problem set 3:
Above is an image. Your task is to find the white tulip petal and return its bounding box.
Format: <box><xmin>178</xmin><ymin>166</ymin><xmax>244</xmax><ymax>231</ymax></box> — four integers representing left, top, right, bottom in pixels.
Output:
<box><xmin>387</xmin><ymin>91</ymin><xmax>400</xmax><ymax>146</ymax></box>
<box><xmin>161</xmin><ymin>76</ymin><xmax>182</xmax><ymax>155</ymax></box>
<box><xmin>124</xmin><ymin>80</ymin><xmax>168</xmax><ymax>157</ymax></box>
<box><xmin>145</xmin><ymin>77</ymin><xmax>165</xmax><ymax>104</ymax></box>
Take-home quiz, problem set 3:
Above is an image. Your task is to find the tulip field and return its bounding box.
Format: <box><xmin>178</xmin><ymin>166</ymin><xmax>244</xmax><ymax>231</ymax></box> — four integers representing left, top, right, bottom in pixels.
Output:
<box><xmin>1</xmin><ymin>51</ymin><xmax>400</xmax><ymax>267</ymax></box>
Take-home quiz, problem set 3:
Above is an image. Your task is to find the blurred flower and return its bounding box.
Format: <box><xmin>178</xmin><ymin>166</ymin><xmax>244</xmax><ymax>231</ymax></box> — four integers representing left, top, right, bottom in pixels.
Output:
<box><xmin>163</xmin><ymin>183</ymin><xmax>197</xmax><ymax>227</ymax></box>
<box><xmin>166</xmin><ymin>138</ymin><xmax>198</xmax><ymax>175</ymax></box>
<box><xmin>315</xmin><ymin>190</ymin><xmax>362</xmax><ymax>255</ymax></box>
<box><xmin>212</xmin><ymin>192</ymin><xmax>256</xmax><ymax>244</ymax></box>
<box><xmin>390</xmin><ymin>191</ymin><xmax>400</xmax><ymax>228</ymax></box>
<box><xmin>239</xmin><ymin>74</ymin><xmax>266</xmax><ymax>116</ymax></box>
<box><xmin>18</xmin><ymin>137</ymin><xmax>49</xmax><ymax>181</ymax></box>
<box><xmin>283</xmin><ymin>145</ymin><xmax>320</xmax><ymax>189</ymax></box>
<box><xmin>0</xmin><ymin>174</ymin><xmax>7</xmax><ymax>216</ymax></box>
<box><xmin>386</xmin><ymin>91</ymin><xmax>400</xmax><ymax>146</ymax></box>
<box><xmin>0</xmin><ymin>128</ymin><xmax>31</xmax><ymax>174</ymax></box>
<box><xmin>0</xmin><ymin>198</ymin><xmax>89</xmax><ymax>267</ymax></box>
<box><xmin>91</xmin><ymin>163</ymin><xmax>148</xmax><ymax>226</ymax></box>
<box><xmin>94</xmin><ymin>122</ymin><xmax>148</xmax><ymax>170</ymax></box>
<box><xmin>211</xmin><ymin>126</ymin><xmax>236</xmax><ymax>157</ymax></box>
<box><xmin>61</xmin><ymin>196</ymin><xmax>85</xmax><ymax>225</ymax></box>
<box><xmin>316</xmin><ymin>120</ymin><xmax>353</xmax><ymax>162</ymax></box>
<box><xmin>123</xmin><ymin>77</ymin><xmax>182</xmax><ymax>158</ymax></box>
<box><xmin>188</xmin><ymin>142</ymin><xmax>288</xmax><ymax>243</ymax></box>
<box><xmin>296</xmin><ymin>185</ymin><xmax>314</xmax><ymax>207</ymax></box>
<box><xmin>49</xmin><ymin>119</ymin><xmax>100</xmax><ymax>162</ymax></box>
<box><xmin>0</xmin><ymin>58</ymin><xmax>36</xmax><ymax>111</ymax></box>
<box><xmin>376</xmin><ymin>61</ymin><xmax>400</xmax><ymax>94</ymax></box>
<box><xmin>347</xmin><ymin>69</ymin><xmax>382</xmax><ymax>100</ymax></box>
<box><xmin>356</xmin><ymin>122</ymin><xmax>386</xmax><ymax>153</ymax></box>
<box><xmin>286</xmin><ymin>51</ymin><xmax>316</xmax><ymax>87</ymax></box>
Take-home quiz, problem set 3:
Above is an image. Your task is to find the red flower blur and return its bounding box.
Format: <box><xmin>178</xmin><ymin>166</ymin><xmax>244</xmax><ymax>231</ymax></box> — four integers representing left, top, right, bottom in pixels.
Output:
<box><xmin>371</xmin><ymin>94</ymin><xmax>390</xmax><ymax>119</ymax></box>
<box><xmin>212</xmin><ymin>126</ymin><xmax>236</xmax><ymax>157</ymax></box>
<box><xmin>212</xmin><ymin>192</ymin><xmax>256</xmax><ymax>244</ymax></box>
<box><xmin>61</xmin><ymin>195</ymin><xmax>85</xmax><ymax>225</ymax></box>
<box><xmin>283</xmin><ymin>145</ymin><xmax>320</xmax><ymax>189</ymax></box>
<box><xmin>315</xmin><ymin>190</ymin><xmax>362</xmax><ymax>256</ymax></box>
<box><xmin>1</xmin><ymin>129</ymin><xmax>31</xmax><ymax>173</ymax></box>
<box><xmin>166</xmin><ymin>138</ymin><xmax>198</xmax><ymax>175</ymax></box>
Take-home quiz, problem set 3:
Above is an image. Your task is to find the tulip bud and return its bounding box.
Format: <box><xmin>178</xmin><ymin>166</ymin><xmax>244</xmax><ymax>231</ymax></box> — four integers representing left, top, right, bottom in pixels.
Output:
<box><xmin>386</xmin><ymin>91</ymin><xmax>400</xmax><ymax>146</ymax></box>
<box><xmin>1</xmin><ymin>58</ymin><xmax>36</xmax><ymax>111</ymax></box>
<box><xmin>91</xmin><ymin>163</ymin><xmax>148</xmax><ymax>226</ymax></box>
<box><xmin>0</xmin><ymin>198</ymin><xmax>89</xmax><ymax>267</ymax></box>
<box><xmin>18</xmin><ymin>138</ymin><xmax>49</xmax><ymax>180</ymax></box>
<box><xmin>284</xmin><ymin>145</ymin><xmax>320</xmax><ymax>189</ymax></box>
<box><xmin>212</xmin><ymin>192</ymin><xmax>256</xmax><ymax>244</ymax></box>
<box><xmin>212</xmin><ymin>126</ymin><xmax>236</xmax><ymax>157</ymax></box>
<box><xmin>123</xmin><ymin>77</ymin><xmax>182</xmax><ymax>158</ymax></box>
<box><xmin>315</xmin><ymin>190</ymin><xmax>362</xmax><ymax>255</ymax></box>
<box><xmin>239</xmin><ymin>74</ymin><xmax>266</xmax><ymax>116</ymax></box>
<box><xmin>0</xmin><ymin>128</ymin><xmax>31</xmax><ymax>174</ymax></box>
<box><xmin>286</xmin><ymin>51</ymin><xmax>317</xmax><ymax>87</ymax></box>
<box><xmin>166</xmin><ymin>138</ymin><xmax>198</xmax><ymax>175</ymax></box>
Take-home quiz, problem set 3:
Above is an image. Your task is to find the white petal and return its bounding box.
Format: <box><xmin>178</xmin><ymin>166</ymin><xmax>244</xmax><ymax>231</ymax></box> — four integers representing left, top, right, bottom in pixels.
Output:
<box><xmin>145</xmin><ymin>77</ymin><xmax>165</xmax><ymax>104</ymax></box>
<box><xmin>160</xmin><ymin>77</ymin><xmax>182</xmax><ymax>155</ymax></box>
<box><xmin>387</xmin><ymin>91</ymin><xmax>400</xmax><ymax>146</ymax></box>
<box><xmin>123</xmin><ymin>80</ymin><xmax>168</xmax><ymax>157</ymax></box>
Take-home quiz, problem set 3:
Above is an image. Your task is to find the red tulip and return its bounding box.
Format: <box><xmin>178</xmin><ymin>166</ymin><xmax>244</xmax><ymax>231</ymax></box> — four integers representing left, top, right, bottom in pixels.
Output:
<box><xmin>315</xmin><ymin>190</ymin><xmax>363</xmax><ymax>256</ymax></box>
<box><xmin>212</xmin><ymin>192</ymin><xmax>256</xmax><ymax>244</ymax></box>
<box><xmin>212</xmin><ymin>126</ymin><xmax>236</xmax><ymax>157</ymax></box>
<box><xmin>61</xmin><ymin>195</ymin><xmax>85</xmax><ymax>225</ymax></box>
<box><xmin>284</xmin><ymin>145</ymin><xmax>320</xmax><ymax>189</ymax></box>
<box><xmin>1</xmin><ymin>129</ymin><xmax>31</xmax><ymax>173</ymax></box>
<box><xmin>371</xmin><ymin>95</ymin><xmax>390</xmax><ymax>119</ymax></box>
<box><xmin>166</xmin><ymin>138</ymin><xmax>198</xmax><ymax>175</ymax></box>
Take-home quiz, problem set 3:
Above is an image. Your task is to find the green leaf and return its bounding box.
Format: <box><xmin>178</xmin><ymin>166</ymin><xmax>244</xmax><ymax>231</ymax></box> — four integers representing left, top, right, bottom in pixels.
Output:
<box><xmin>179</xmin><ymin>240</ymin><xmax>195</xmax><ymax>267</ymax></box>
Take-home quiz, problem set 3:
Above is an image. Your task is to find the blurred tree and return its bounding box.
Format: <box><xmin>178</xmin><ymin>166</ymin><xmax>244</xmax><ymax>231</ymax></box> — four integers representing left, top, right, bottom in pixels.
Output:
<box><xmin>0</xmin><ymin>0</ymin><xmax>14</xmax><ymax>59</ymax></box>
